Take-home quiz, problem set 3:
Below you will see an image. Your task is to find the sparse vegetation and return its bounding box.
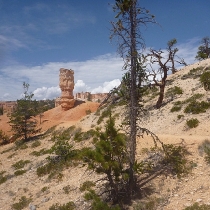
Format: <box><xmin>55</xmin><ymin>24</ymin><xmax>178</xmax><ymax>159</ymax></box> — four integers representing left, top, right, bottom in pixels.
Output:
<box><xmin>14</xmin><ymin>169</ymin><xmax>27</xmax><ymax>176</ymax></box>
<box><xmin>165</xmin><ymin>86</ymin><xmax>183</xmax><ymax>98</ymax></box>
<box><xmin>133</xmin><ymin>196</ymin><xmax>164</xmax><ymax>210</ymax></box>
<box><xmin>0</xmin><ymin>129</ymin><xmax>9</xmax><ymax>145</ymax></box>
<box><xmin>198</xmin><ymin>139</ymin><xmax>210</xmax><ymax>156</ymax></box>
<box><xmin>163</xmin><ymin>144</ymin><xmax>191</xmax><ymax>177</ymax></box>
<box><xmin>200</xmin><ymin>71</ymin><xmax>210</xmax><ymax>90</ymax></box>
<box><xmin>97</xmin><ymin>106</ymin><xmax>112</xmax><ymax>124</ymax></box>
<box><xmin>84</xmin><ymin>189</ymin><xmax>120</xmax><ymax>210</ymax></box>
<box><xmin>12</xmin><ymin>196</ymin><xmax>32</xmax><ymax>210</ymax></box>
<box><xmin>198</xmin><ymin>139</ymin><xmax>210</xmax><ymax>164</ymax></box>
<box><xmin>183</xmin><ymin>202</ymin><xmax>210</xmax><ymax>210</ymax></box>
<box><xmin>31</xmin><ymin>140</ymin><xmax>41</xmax><ymax>148</ymax></box>
<box><xmin>30</xmin><ymin>148</ymin><xmax>51</xmax><ymax>156</ymax></box>
<box><xmin>80</xmin><ymin>181</ymin><xmax>95</xmax><ymax>192</ymax></box>
<box><xmin>186</xmin><ymin>118</ymin><xmax>199</xmax><ymax>128</ymax></box>
<box><xmin>181</xmin><ymin>66</ymin><xmax>204</xmax><ymax>80</ymax></box>
<box><xmin>14</xmin><ymin>140</ymin><xmax>28</xmax><ymax>150</ymax></box>
<box><xmin>49</xmin><ymin>201</ymin><xmax>75</xmax><ymax>210</ymax></box>
<box><xmin>177</xmin><ymin>114</ymin><xmax>184</xmax><ymax>119</ymax></box>
<box><xmin>12</xmin><ymin>160</ymin><xmax>30</xmax><ymax>170</ymax></box>
<box><xmin>0</xmin><ymin>171</ymin><xmax>7</xmax><ymax>185</ymax></box>
<box><xmin>63</xmin><ymin>185</ymin><xmax>72</xmax><ymax>194</ymax></box>
<box><xmin>86</xmin><ymin>109</ymin><xmax>91</xmax><ymax>115</ymax></box>
<box><xmin>41</xmin><ymin>186</ymin><xmax>49</xmax><ymax>192</ymax></box>
<box><xmin>184</xmin><ymin>101</ymin><xmax>210</xmax><ymax>114</ymax></box>
<box><xmin>170</xmin><ymin>105</ymin><xmax>181</xmax><ymax>112</ymax></box>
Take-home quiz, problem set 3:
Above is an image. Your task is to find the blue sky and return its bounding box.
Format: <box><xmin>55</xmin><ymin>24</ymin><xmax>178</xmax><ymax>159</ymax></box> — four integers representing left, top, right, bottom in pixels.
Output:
<box><xmin>0</xmin><ymin>0</ymin><xmax>210</xmax><ymax>101</ymax></box>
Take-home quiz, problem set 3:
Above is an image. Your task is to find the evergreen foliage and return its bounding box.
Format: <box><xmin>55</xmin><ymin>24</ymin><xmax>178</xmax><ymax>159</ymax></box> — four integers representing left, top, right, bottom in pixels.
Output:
<box><xmin>195</xmin><ymin>37</ymin><xmax>210</xmax><ymax>60</ymax></box>
<box><xmin>200</xmin><ymin>71</ymin><xmax>210</xmax><ymax>91</ymax></box>
<box><xmin>9</xmin><ymin>82</ymin><xmax>40</xmax><ymax>141</ymax></box>
<box><xmin>84</xmin><ymin>115</ymin><xmax>128</xmax><ymax>203</ymax></box>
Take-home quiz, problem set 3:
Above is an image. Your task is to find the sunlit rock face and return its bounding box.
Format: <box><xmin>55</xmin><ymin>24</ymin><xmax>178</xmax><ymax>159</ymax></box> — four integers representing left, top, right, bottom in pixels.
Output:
<box><xmin>56</xmin><ymin>68</ymin><xmax>75</xmax><ymax>110</ymax></box>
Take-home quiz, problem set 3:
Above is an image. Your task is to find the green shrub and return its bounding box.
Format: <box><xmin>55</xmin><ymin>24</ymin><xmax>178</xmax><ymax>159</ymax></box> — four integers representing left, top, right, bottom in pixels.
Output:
<box><xmin>12</xmin><ymin>196</ymin><xmax>32</xmax><ymax>210</ymax></box>
<box><xmin>30</xmin><ymin>148</ymin><xmax>51</xmax><ymax>156</ymax></box>
<box><xmin>174</xmin><ymin>101</ymin><xmax>183</xmax><ymax>105</ymax></box>
<box><xmin>133</xmin><ymin>197</ymin><xmax>164</xmax><ymax>210</ymax></box>
<box><xmin>198</xmin><ymin>139</ymin><xmax>210</xmax><ymax>164</ymax></box>
<box><xmin>181</xmin><ymin>67</ymin><xmax>203</xmax><ymax>80</ymax></box>
<box><xmin>186</xmin><ymin>118</ymin><xmax>199</xmax><ymax>128</ymax></box>
<box><xmin>200</xmin><ymin>71</ymin><xmax>210</xmax><ymax>90</ymax></box>
<box><xmin>170</xmin><ymin>106</ymin><xmax>181</xmax><ymax>112</ymax></box>
<box><xmin>166</xmin><ymin>86</ymin><xmax>183</xmax><ymax>98</ymax></box>
<box><xmin>41</xmin><ymin>186</ymin><xmax>49</xmax><ymax>192</ymax></box>
<box><xmin>198</xmin><ymin>139</ymin><xmax>210</xmax><ymax>156</ymax></box>
<box><xmin>12</xmin><ymin>160</ymin><xmax>30</xmax><ymax>170</ymax></box>
<box><xmin>63</xmin><ymin>185</ymin><xmax>71</xmax><ymax>194</ymax></box>
<box><xmin>184</xmin><ymin>101</ymin><xmax>210</xmax><ymax>114</ymax></box>
<box><xmin>74</xmin><ymin>129</ymin><xmax>97</xmax><ymax>142</ymax></box>
<box><xmin>86</xmin><ymin>109</ymin><xmax>91</xmax><ymax>115</ymax></box>
<box><xmin>0</xmin><ymin>130</ymin><xmax>9</xmax><ymax>145</ymax></box>
<box><xmin>0</xmin><ymin>171</ymin><xmax>7</xmax><ymax>185</ymax></box>
<box><xmin>31</xmin><ymin>140</ymin><xmax>41</xmax><ymax>148</ymax></box>
<box><xmin>14</xmin><ymin>170</ymin><xmax>27</xmax><ymax>176</ymax></box>
<box><xmin>49</xmin><ymin>201</ymin><xmax>75</xmax><ymax>210</ymax></box>
<box><xmin>184</xmin><ymin>94</ymin><xmax>204</xmax><ymax>104</ymax></box>
<box><xmin>97</xmin><ymin>107</ymin><xmax>112</xmax><ymax>124</ymax></box>
<box><xmin>183</xmin><ymin>202</ymin><xmax>210</xmax><ymax>210</ymax></box>
<box><xmin>80</xmin><ymin>181</ymin><xmax>95</xmax><ymax>192</ymax></box>
<box><xmin>84</xmin><ymin>190</ymin><xmax>120</xmax><ymax>210</ymax></box>
<box><xmin>163</xmin><ymin>144</ymin><xmax>191</xmax><ymax>177</ymax></box>
<box><xmin>14</xmin><ymin>140</ymin><xmax>28</xmax><ymax>150</ymax></box>
<box><xmin>177</xmin><ymin>114</ymin><xmax>184</xmax><ymax>119</ymax></box>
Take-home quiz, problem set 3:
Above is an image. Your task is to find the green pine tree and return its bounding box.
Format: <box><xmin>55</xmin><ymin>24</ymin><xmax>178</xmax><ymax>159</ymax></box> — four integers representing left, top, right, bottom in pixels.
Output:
<box><xmin>9</xmin><ymin>82</ymin><xmax>40</xmax><ymax>141</ymax></box>
<box><xmin>84</xmin><ymin>115</ymin><xmax>128</xmax><ymax>204</ymax></box>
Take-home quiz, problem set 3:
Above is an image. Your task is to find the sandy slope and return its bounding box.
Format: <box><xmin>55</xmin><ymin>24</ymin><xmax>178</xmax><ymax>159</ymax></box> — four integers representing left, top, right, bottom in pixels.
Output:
<box><xmin>0</xmin><ymin>59</ymin><xmax>210</xmax><ymax>209</ymax></box>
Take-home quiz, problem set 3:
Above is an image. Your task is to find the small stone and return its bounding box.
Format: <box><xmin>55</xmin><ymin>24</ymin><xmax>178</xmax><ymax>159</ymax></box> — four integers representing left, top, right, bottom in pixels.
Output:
<box><xmin>174</xmin><ymin>194</ymin><xmax>178</xmax><ymax>197</ymax></box>
<box><xmin>196</xmin><ymin>199</ymin><xmax>202</xmax><ymax>202</ymax></box>
<box><xmin>184</xmin><ymin>202</ymin><xmax>191</xmax><ymax>207</ymax></box>
<box><xmin>29</xmin><ymin>203</ymin><xmax>36</xmax><ymax>210</ymax></box>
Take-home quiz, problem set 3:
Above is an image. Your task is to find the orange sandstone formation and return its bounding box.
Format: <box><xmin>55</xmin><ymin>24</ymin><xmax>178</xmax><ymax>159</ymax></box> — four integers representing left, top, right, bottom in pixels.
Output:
<box><xmin>56</xmin><ymin>68</ymin><xmax>75</xmax><ymax>110</ymax></box>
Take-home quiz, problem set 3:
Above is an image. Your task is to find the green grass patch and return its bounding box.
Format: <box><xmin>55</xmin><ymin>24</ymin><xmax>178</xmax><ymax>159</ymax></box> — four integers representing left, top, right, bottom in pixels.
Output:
<box><xmin>12</xmin><ymin>160</ymin><xmax>30</xmax><ymax>170</ymax></box>
<box><xmin>186</xmin><ymin>118</ymin><xmax>199</xmax><ymax>128</ymax></box>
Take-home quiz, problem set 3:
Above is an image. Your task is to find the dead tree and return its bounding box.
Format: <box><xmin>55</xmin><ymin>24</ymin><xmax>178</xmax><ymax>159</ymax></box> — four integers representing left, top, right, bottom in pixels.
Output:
<box><xmin>147</xmin><ymin>39</ymin><xmax>186</xmax><ymax>109</ymax></box>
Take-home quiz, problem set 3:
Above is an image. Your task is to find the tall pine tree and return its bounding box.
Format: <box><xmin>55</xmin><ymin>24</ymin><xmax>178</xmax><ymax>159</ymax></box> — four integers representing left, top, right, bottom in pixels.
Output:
<box><xmin>9</xmin><ymin>82</ymin><xmax>40</xmax><ymax>141</ymax></box>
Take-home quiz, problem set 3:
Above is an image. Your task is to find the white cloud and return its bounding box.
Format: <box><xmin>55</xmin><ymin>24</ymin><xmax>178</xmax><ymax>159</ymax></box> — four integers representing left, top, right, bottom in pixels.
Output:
<box><xmin>74</xmin><ymin>80</ymin><xmax>90</xmax><ymax>93</ymax></box>
<box><xmin>91</xmin><ymin>79</ymin><xmax>121</xmax><ymax>94</ymax></box>
<box><xmin>33</xmin><ymin>86</ymin><xmax>61</xmax><ymax>100</ymax></box>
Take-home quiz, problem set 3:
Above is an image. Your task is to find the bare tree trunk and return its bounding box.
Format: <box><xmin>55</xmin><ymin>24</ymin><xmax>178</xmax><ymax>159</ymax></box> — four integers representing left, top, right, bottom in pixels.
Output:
<box><xmin>156</xmin><ymin>84</ymin><xmax>165</xmax><ymax>108</ymax></box>
<box><xmin>128</xmin><ymin>0</ymin><xmax>137</xmax><ymax>199</ymax></box>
